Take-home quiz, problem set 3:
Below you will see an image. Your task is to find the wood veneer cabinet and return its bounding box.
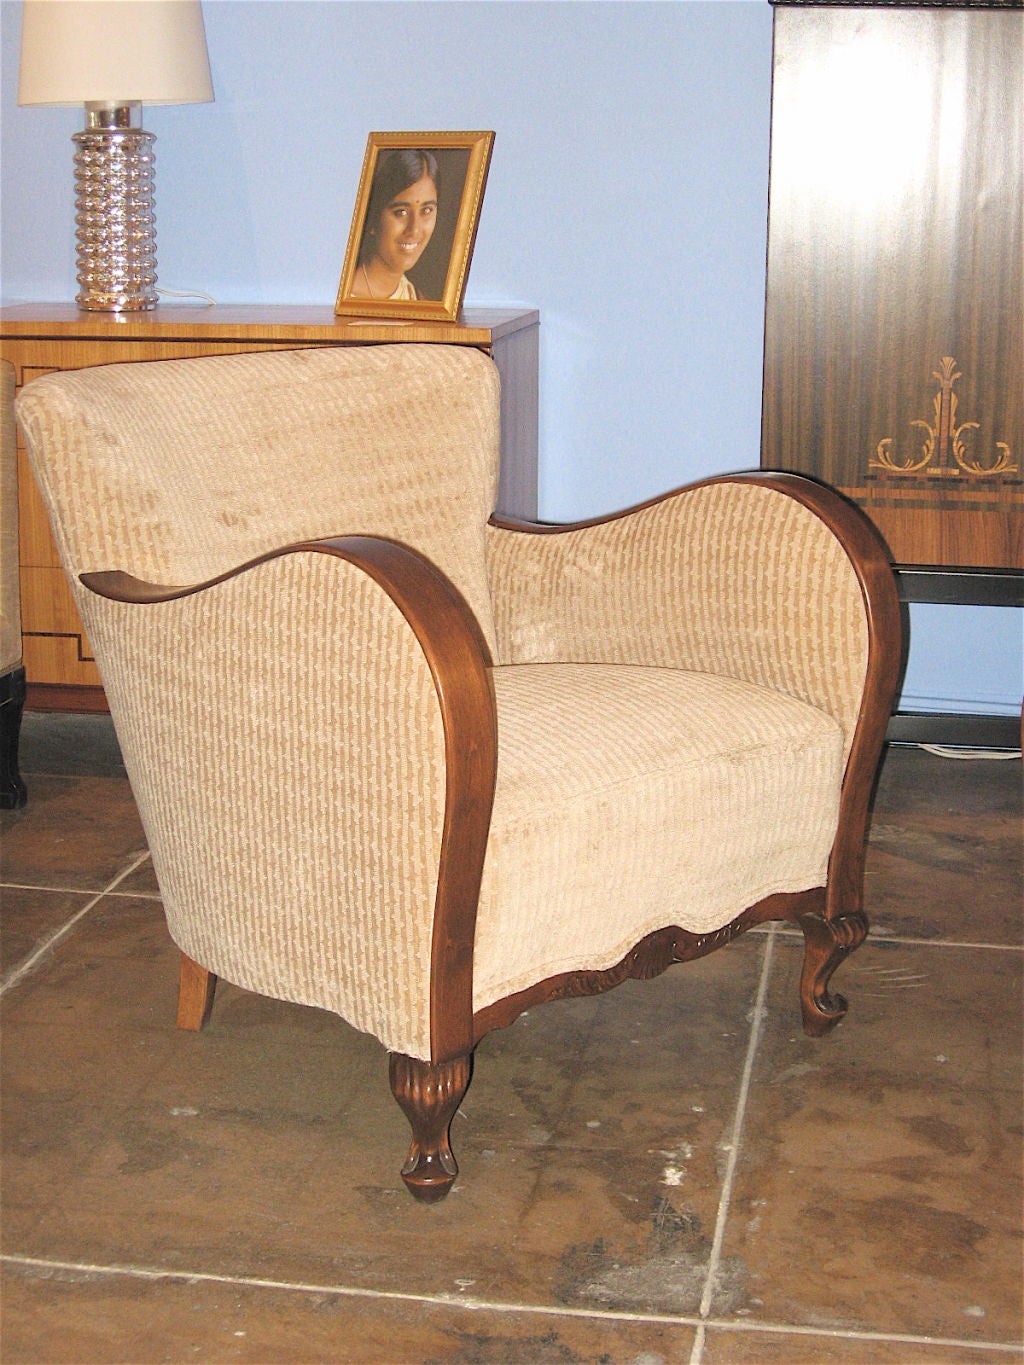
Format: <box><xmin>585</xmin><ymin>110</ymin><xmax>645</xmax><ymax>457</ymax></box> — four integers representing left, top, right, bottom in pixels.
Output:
<box><xmin>762</xmin><ymin>0</ymin><xmax>1022</xmax><ymax>574</ymax></box>
<box><xmin>0</xmin><ymin>303</ymin><xmax>539</xmax><ymax>711</ymax></box>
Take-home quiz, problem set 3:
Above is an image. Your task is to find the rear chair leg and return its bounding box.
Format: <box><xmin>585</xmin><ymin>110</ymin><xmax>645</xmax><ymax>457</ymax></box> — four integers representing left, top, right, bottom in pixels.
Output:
<box><xmin>176</xmin><ymin>951</ymin><xmax>217</xmax><ymax>1030</ymax></box>
<box><xmin>389</xmin><ymin>1052</ymin><xmax>472</xmax><ymax>1204</ymax></box>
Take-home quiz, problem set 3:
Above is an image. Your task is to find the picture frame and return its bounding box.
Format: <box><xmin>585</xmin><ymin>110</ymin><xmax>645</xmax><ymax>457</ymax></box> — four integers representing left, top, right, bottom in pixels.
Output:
<box><xmin>335</xmin><ymin>131</ymin><xmax>495</xmax><ymax>322</ymax></box>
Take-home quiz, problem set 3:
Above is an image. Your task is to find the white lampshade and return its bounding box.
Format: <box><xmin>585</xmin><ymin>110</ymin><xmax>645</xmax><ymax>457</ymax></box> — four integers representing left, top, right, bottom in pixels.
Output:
<box><xmin>18</xmin><ymin>0</ymin><xmax>214</xmax><ymax>107</ymax></box>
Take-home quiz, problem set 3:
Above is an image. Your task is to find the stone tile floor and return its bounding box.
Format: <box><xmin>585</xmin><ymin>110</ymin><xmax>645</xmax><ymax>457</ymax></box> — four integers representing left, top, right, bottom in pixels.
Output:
<box><xmin>1</xmin><ymin>714</ymin><xmax>1021</xmax><ymax>1364</ymax></box>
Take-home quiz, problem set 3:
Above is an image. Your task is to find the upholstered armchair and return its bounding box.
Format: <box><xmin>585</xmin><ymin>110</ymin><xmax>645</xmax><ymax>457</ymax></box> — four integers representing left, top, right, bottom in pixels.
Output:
<box><xmin>17</xmin><ymin>345</ymin><xmax>900</xmax><ymax>1201</ymax></box>
<box><xmin>1</xmin><ymin>360</ymin><xmax>27</xmax><ymax>809</ymax></box>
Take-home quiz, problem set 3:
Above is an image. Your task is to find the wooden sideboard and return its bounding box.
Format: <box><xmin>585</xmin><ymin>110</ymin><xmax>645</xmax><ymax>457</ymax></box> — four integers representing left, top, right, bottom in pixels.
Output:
<box><xmin>0</xmin><ymin>303</ymin><xmax>539</xmax><ymax>712</ymax></box>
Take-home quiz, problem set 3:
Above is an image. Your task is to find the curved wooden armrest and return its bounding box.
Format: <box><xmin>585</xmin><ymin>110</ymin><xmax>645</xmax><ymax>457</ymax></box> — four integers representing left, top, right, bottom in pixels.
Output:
<box><xmin>493</xmin><ymin>469</ymin><xmax>881</xmax><ymax>563</ymax></box>
<box><xmin>83</xmin><ymin>535</ymin><xmax>498</xmax><ymax>1062</ymax></box>
<box><xmin>81</xmin><ymin>533</ymin><xmax>496</xmax><ymax>712</ymax></box>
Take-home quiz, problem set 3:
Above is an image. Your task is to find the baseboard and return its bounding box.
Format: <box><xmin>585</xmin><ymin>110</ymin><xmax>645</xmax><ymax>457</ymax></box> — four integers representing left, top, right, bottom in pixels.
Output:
<box><xmin>25</xmin><ymin>683</ymin><xmax>109</xmax><ymax>714</ymax></box>
<box><xmin>887</xmin><ymin>711</ymin><xmax>1022</xmax><ymax>750</ymax></box>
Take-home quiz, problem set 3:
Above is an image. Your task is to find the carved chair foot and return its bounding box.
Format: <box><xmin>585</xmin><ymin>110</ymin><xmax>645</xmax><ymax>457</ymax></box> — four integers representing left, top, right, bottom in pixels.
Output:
<box><xmin>176</xmin><ymin>951</ymin><xmax>217</xmax><ymax>1030</ymax></box>
<box><xmin>389</xmin><ymin>1052</ymin><xmax>472</xmax><ymax>1203</ymax></box>
<box><xmin>797</xmin><ymin>910</ymin><xmax>868</xmax><ymax>1037</ymax></box>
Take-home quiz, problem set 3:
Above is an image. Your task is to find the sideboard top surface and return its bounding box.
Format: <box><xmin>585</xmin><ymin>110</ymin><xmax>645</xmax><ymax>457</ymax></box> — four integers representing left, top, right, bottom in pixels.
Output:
<box><xmin>0</xmin><ymin>303</ymin><xmax>539</xmax><ymax>347</ymax></box>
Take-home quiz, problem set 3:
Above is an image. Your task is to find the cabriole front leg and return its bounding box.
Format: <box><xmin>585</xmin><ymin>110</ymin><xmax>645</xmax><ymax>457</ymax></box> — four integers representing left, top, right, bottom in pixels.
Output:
<box><xmin>389</xmin><ymin>1052</ymin><xmax>472</xmax><ymax>1203</ymax></box>
<box><xmin>797</xmin><ymin>909</ymin><xmax>869</xmax><ymax>1037</ymax></box>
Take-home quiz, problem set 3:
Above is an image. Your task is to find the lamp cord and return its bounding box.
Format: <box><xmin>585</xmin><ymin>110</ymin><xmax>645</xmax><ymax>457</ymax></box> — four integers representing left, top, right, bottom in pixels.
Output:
<box><xmin>155</xmin><ymin>287</ymin><xmax>217</xmax><ymax>307</ymax></box>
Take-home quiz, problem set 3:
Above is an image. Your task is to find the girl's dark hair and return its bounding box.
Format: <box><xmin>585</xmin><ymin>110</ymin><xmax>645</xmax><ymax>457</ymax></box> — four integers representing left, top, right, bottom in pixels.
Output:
<box><xmin>358</xmin><ymin>149</ymin><xmax>440</xmax><ymax>265</ymax></box>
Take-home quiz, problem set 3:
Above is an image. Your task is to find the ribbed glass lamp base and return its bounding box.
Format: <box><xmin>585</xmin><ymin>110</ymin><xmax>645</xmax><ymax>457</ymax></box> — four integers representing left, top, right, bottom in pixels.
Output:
<box><xmin>73</xmin><ymin>119</ymin><xmax>158</xmax><ymax>312</ymax></box>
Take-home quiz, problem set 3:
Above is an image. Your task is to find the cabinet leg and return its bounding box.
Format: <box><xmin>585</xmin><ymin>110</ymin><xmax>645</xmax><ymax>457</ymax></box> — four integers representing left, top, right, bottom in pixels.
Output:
<box><xmin>0</xmin><ymin>666</ymin><xmax>27</xmax><ymax>809</ymax></box>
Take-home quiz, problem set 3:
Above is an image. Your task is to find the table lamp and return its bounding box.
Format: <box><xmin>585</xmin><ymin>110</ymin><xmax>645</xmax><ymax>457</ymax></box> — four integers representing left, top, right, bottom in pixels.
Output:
<box><xmin>18</xmin><ymin>0</ymin><xmax>214</xmax><ymax>312</ymax></box>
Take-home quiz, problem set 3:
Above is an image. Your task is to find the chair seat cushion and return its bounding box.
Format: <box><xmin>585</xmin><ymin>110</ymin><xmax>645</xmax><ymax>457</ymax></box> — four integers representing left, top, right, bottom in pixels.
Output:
<box><xmin>473</xmin><ymin>663</ymin><xmax>845</xmax><ymax>1011</ymax></box>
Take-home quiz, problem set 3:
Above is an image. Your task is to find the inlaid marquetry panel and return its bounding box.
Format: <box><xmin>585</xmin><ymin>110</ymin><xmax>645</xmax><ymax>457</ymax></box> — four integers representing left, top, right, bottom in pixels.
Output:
<box><xmin>20</xmin><ymin>566</ymin><xmax>101</xmax><ymax>688</ymax></box>
<box><xmin>762</xmin><ymin>4</ymin><xmax>1023</xmax><ymax>570</ymax></box>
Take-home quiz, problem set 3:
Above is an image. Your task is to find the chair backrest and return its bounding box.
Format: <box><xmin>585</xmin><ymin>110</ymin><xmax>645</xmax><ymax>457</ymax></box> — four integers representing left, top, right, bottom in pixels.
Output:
<box><xmin>1</xmin><ymin>360</ymin><xmax>22</xmax><ymax>676</ymax></box>
<box><xmin>15</xmin><ymin>344</ymin><xmax>502</xmax><ymax>652</ymax></box>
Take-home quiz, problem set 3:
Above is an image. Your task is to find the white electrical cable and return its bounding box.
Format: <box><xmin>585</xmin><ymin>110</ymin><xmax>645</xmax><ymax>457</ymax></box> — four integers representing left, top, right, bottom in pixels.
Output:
<box><xmin>155</xmin><ymin>287</ymin><xmax>217</xmax><ymax>306</ymax></box>
<box><xmin>919</xmin><ymin>744</ymin><xmax>1021</xmax><ymax>761</ymax></box>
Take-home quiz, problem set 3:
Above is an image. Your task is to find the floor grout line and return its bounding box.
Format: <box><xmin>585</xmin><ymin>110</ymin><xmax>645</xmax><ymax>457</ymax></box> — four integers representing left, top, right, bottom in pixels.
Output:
<box><xmin>770</xmin><ymin>923</ymin><xmax>1023</xmax><ymax>953</ymax></box>
<box><xmin>859</xmin><ymin>934</ymin><xmax>1022</xmax><ymax>953</ymax></box>
<box><xmin>688</xmin><ymin>924</ymin><xmax>777</xmax><ymax>1365</ymax></box>
<box><xmin>3</xmin><ymin>863</ymin><xmax>1017</xmax><ymax>954</ymax></box>
<box><xmin>3</xmin><ymin>1253</ymin><xmax>1019</xmax><ymax>1356</ymax></box>
<box><xmin>0</xmin><ymin>851</ymin><xmax>153</xmax><ymax>998</ymax></box>
<box><xmin>2</xmin><ymin>878</ymin><xmax>1017</xmax><ymax>953</ymax></box>
<box><xmin>1</xmin><ymin>879</ymin><xmax>160</xmax><ymax>900</ymax></box>
<box><xmin>753</xmin><ymin>922</ymin><xmax>1024</xmax><ymax>955</ymax></box>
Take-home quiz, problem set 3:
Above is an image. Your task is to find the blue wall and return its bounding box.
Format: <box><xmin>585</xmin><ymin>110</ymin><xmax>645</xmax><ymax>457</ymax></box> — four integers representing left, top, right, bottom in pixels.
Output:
<box><xmin>2</xmin><ymin>0</ymin><xmax>1020</xmax><ymax>716</ymax></box>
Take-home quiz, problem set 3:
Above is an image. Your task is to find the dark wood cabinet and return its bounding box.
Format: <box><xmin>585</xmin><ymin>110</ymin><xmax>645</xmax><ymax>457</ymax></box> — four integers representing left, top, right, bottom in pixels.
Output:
<box><xmin>762</xmin><ymin>0</ymin><xmax>1022</xmax><ymax>575</ymax></box>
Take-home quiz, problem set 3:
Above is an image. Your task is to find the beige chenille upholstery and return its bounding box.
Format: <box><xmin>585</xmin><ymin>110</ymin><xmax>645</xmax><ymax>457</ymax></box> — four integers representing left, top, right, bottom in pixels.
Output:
<box><xmin>17</xmin><ymin>344</ymin><xmax>901</xmax><ymax>1201</ymax></box>
<box><xmin>1</xmin><ymin>360</ymin><xmax>27</xmax><ymax>808</ymax></box>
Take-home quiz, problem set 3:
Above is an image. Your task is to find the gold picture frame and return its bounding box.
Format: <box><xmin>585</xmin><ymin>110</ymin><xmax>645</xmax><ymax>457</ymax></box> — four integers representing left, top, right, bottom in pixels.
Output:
<box><xmin>335</xmin><ymin>131</ymin><xmax>494</xmax><ymax>322</ymax></box>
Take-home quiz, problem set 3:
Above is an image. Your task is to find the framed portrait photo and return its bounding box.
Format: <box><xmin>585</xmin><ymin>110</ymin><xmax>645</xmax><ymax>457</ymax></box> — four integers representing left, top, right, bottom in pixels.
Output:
<box><xmin>335</xmin><ymin>130</ymin><xmax>495</xmax><ymax>322</ymax></box>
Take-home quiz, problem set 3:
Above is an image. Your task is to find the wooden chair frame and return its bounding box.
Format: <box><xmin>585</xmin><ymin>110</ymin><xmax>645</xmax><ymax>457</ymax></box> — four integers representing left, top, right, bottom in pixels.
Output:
<box><xmin>82</xmin><ymin>472</ymin><xmax>902</xmax><ymax>1203</ymax></box>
